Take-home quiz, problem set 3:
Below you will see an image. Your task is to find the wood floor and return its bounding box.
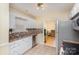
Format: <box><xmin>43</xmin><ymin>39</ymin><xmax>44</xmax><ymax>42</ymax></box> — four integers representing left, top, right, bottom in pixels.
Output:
<box><xmin>45</xmin><ymin>36</ymin><xmax>55</xmax><ymax>47</ymax></box>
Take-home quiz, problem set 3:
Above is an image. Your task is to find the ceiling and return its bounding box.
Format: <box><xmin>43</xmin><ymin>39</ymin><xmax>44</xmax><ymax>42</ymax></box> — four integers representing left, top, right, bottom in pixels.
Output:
<box><xmin>11</xmin><ymin>3</ymin><xmax>74</xmax><ymax>20</ymax></box>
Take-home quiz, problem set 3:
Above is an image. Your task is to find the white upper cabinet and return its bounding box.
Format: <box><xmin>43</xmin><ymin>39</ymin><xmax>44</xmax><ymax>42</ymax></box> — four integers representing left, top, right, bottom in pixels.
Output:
<box><xmin>70</xmin><ymin>4</ymin><xmax>79</xmax><ymax>17</ymax></box>
<box><xmin>9</xmin><ymin>10</ymin><xmax>37</xmax><ymax>31</ymax></box>
<box><xmin>9</xmin><ymin>12</ymin><xmax>16</xmax><ymax>29</ymax></box>
<box><xmin>27</xmin><ymin>19</ymin><xmax>37</xmax><ymax>28</ymax></box>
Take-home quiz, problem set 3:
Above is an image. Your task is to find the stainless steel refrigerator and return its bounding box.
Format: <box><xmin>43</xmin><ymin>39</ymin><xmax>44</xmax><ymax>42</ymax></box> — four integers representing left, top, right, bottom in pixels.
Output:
<box><xmin>56</xmin><ymin>20</ymin><xmax>79</xmax><ymax>54</ymax></box>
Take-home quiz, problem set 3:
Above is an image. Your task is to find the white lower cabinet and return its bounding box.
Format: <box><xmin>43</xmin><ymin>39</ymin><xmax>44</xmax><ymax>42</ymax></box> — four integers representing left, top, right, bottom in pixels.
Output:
<box><xmin>9</xmin><ymin>36</ymin><xmax>32</xmax><ymax>55</ymax></box>
<box><xmin>36</xmin><ymin>33</ymin><xmax>44</xmax><ymax>44</ymax></box>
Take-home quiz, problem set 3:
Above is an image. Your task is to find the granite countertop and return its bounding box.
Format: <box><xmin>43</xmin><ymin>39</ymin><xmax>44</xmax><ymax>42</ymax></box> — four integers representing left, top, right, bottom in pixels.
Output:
<box><xmin>9</xmin><ymin>29</ymin><xmax>42</xmax><ymax>42</ymax></box>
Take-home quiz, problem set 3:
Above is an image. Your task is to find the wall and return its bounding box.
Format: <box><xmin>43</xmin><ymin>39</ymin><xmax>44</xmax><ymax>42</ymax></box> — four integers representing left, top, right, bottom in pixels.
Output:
<box><xmin>35</xmin><ymin>17</ymin><xmax>44</xmax><ymax>29</ymax></box>
<box><xmin>44</xmin><ymin>11</ymin><xmax>71</xmax><ymax>31</ymax></box>
<box><xmin>0</xmin><ymin>3</ymin><xmax>9</xmax><ymax>54</ymax></box>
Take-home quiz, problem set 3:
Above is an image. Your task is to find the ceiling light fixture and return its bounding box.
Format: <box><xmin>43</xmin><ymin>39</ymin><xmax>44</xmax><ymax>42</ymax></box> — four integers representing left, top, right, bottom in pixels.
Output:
<box><xmin>36</xmin><ymin>3</ymin><xmax>46</xmax><ymax>10</ymax></box>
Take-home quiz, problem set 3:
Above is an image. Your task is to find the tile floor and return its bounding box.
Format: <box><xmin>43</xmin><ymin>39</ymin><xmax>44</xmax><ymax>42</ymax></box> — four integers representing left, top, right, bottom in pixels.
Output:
<box><xmin>24</xmin><ymin>44</ymin><xmax>56</xmax><ymax>55</ymax></box>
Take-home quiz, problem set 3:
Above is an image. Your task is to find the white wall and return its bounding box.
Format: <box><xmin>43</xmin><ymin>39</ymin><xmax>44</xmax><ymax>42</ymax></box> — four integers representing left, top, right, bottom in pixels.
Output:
<box><xmin>0</xmin><ymin>3</ymin><xmax>9</xmax><ymax>54</ymax></box>
<box><xmin>44</xmin><ymin>11</ymin><xmax>71</xmax><ymax>31</ymax></box>
<box><xmin>35</xmin><ymin>18</ymin><xmax>43</xmax><ymax>29</ymax></box>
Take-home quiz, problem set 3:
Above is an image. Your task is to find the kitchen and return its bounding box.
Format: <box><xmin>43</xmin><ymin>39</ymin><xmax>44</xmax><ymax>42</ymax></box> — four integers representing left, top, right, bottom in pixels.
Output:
<box><xmin>8</xmin><ymin>3</ymin><xmax>74</xmax><ymax>55</ymax></box>
<box><xmin>9</xmin><ymin>3</ymin><xmax>44</xmax><ymax>55</ymax></box>
<box><xmin>0</xmin><ymin>3</ymin><xmax>79</xmax><ymax>55</ymax></box>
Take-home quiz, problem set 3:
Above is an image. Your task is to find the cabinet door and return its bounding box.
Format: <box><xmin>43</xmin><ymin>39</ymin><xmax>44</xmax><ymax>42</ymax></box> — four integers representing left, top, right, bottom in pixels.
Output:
<box><xmin>36</xmin><ymin>34</ymin><xmax>44</xmax><ymax>44</ymax></box>
<box><xmin>70</xmin><ymin>4</ymin><xmax>79</xmax><ymax>17</ymax></box>
<box><xmin>22</xmin><ymin>37</ymin><xmax>32</xmax><ymax>52</ymax></box>
<box><xmin>9</xmin><ymin>12</ymin><xmax>16</xmax><ymax>29</ymax></box>
<box><xmin>9</xmin><ymin>36</ymin><xmax>32</xmax><ymax>55</ymax></box>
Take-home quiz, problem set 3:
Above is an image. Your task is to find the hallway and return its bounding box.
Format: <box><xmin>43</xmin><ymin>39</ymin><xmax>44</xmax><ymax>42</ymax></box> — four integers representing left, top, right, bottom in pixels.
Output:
<box><xmin>44</xmin><ymin>35</ymin><xmax>55</xmax><ymax>47</ymax></box>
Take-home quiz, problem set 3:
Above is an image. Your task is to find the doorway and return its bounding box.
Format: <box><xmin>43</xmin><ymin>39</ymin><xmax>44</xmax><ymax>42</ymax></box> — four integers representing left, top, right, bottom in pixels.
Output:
<box><xmin>44</xmin><ymin>20</ymin><xmax>55</xmax><ymax>47</ymax></box>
